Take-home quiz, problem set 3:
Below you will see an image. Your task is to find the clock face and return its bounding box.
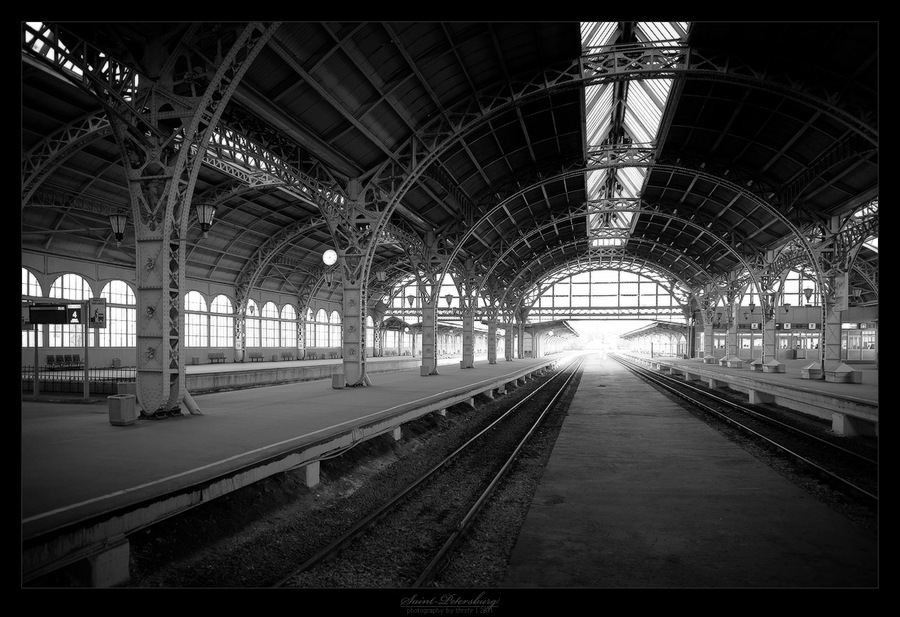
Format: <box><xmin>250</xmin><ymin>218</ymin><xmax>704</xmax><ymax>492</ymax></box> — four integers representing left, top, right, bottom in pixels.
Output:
<box><xmin>322</xmin><ymin>249</ymin><xmax>337</xmax><ymax>265</ymax></box>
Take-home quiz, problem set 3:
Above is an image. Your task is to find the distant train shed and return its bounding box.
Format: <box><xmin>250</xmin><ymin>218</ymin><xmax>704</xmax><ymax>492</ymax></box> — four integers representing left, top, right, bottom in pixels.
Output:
<box><xmin>620</xmin><ymin>321</ymin><xmax>690</xmax><ymax>357</ymax></box>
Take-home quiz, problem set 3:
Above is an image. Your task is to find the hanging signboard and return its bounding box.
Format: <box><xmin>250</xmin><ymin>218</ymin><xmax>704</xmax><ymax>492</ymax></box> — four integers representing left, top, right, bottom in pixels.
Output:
<box><xmin>28</xmin><ymin>303</ymin><xmax>84</xmax><ymax>324</ymax></box>
<box><xmin>89</xmin><ymin>298</ymin><xmax>107</xmax><ymax>328</ymax></box>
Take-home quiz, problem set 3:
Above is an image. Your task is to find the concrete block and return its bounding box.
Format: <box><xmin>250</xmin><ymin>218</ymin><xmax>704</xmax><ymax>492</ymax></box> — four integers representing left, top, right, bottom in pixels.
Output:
<box><xmin>762</xmin><ymin>360</ymin><xmax>786</xmax><ymax>373</ymax></box>
<box><xmin>303</xmin><ymin>461</ymin><xmax>320</xmax><ymax>488</ymax></box>
<box><xmin>748</xmin><ymin>389</ymin><xmax>775</xmax><ymax>404</ymax></box>
<box><xmin>825</xmin><ymin>363</ymin><xmax>863</xmax><ymax>384</ymax></box>
<box><xmin>88</xmin><ymin>539</ymin><xmax>130</xmax><ymax>587</ymax></box>
<box><xmin>801</xmin><ymin>363</ymin><xmax>823</xmax><ymax>379</ymax></box>
<box><xmin>108</xmin><ymin>395</ymin><xmax>136</xmax><ymax>426</ymax></box>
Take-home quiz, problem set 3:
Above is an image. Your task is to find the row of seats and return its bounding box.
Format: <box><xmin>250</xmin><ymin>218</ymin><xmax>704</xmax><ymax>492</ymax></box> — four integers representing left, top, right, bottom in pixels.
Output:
<box><xmin>45</xmin><ymin>354</ymin><xmax>83</xmax><ymax>369</ymax></box>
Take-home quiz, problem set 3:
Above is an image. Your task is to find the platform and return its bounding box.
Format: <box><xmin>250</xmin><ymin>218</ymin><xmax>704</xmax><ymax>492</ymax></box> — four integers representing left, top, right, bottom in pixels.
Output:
<box><xmin>20</xmin><ymin>354</ymin><xmax>558</xmax><ymax>587</ymax></box>
<box><xmin>620</xmin><ymin>353</ymin><xmax>878</xmax><ymax>437</ymax></box>
<box><xmin>502</xmin><ymin>353</ymin><xmax>878</xmax><ymax>588</ymax></box>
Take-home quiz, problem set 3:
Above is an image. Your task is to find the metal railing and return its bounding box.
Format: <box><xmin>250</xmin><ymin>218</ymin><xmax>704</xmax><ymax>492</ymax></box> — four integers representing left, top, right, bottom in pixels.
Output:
<box><xmin>21</xmin><ymin>365</ymin><xmax>136</xmax><ymax>396</ymax></box>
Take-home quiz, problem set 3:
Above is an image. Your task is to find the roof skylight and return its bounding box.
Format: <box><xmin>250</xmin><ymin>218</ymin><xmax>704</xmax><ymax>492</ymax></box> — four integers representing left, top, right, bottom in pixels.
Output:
<box><xmin>582</xmin><ymin>22</ymin><xmax>689</xmax><ymax>248</ymax></box>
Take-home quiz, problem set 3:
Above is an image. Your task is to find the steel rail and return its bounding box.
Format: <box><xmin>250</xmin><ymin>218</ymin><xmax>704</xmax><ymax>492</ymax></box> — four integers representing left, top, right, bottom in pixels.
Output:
<box><xmin>413</xmin><ymin>354</ymin><xmax>586</xmax><ymax>587</ymax></box>
<box><xmin>270</xmin><ymin>353</ymin><xmax>583</xmax><ymax>588</ymax></box>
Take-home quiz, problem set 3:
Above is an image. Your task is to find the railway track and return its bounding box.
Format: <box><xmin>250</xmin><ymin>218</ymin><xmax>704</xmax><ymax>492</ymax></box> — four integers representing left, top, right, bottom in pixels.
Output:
<box><xmin>272</xmin><ymin>354</ymin><xmax>586</xmax><ymax>588</ymax></box>
<box><xmin>610</xmin><ymin>353</ymin><xmax>878</xmax><ymax>510</ymax></box>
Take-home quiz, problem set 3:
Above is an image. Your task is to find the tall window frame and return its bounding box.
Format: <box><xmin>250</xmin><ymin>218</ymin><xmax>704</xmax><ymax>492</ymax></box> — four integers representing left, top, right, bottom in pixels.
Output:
<box><xmin>184</xmin><ymin>291</ymin><xmax>208</xmax><ymax>348</ymax></box>
<box><xmin>280</xmin><ymin>304</ymin><xmax>298</xmax><ymax>348</ymax></box>
<box><xmin>99</xmin><ymin>280</ymin><xmax>136</xmax><ymax>347</ymax></box>
<box><xmin>210</xmin><ymin>295</ymin><xmax>234</xmax><ymax>348</ymax></box>
<box><xmin>260</xmin><ymin>301</ymin><xmax>279</xmax><ymax>347</ymax></box>
<box><xmin>246</xmin><ymin>299</ymin><xmax>261</xmax><ymax>348</ymax></box>
<box><xmin>314</xmin><ymin>309</ymin><xmax>329</xmax><ymax>347</ymax></box>
<box><xmin>22</xmin><ymin>268</ymin><xmax>43</xmax><ymax>348</ymax></box>
<box><xmin>328</xmin><ymin>310</ymin><xmax>342</xmax><ymax>347</ymax></box>
<box><xmin>48</xmin><ymin>273</ymin><xmax>94</xmax><ymax>348</ymax></box>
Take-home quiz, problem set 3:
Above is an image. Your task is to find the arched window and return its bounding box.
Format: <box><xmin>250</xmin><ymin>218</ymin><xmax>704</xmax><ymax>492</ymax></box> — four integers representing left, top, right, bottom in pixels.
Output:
<box><xmin>22</xmin><ymin>268</ymin><xmax>43</xmax><ymax>348</ymax></box>
<box><xmin>210</xmin><ymin>295</ymin><xmax>234</xmax><ymax>347</ymax></box>
<box><xmin>329</xmin><ymin>310</ymin><xmax>342</xmax><ymax>347</ymax></box>
<box><xmin>99</xmin><ymin>280</ymin><xmax>136</xmax><ymax>347</ymax></box>
<box><xmin>315</xmin><ymin>309</ymin><xmax>328</xmax><ymax>347</ymax></box>
<box><xmin>280</xmin><ymin>304</ymin><xmax>297</xmax><ymax>347</ymax></box>
<box><xmin>533</xmin><ymin>269</ymin><xmax>681</xmax><ymax>321</ymax></box>
<box><xmin>184</xmin><ymin>291</ymin><xmax>208</xmax><ymax>347</ymax></box>
<box><xmin>304</xmin><ymin>308</ymin><xmax>314</xmax><ymax>349</ymax></box>
<box><xmin>261</xmin><ymin>302</ymin><xmax>279</xmax><ymax>347</ymax></box>
<box><xmin>48</xmin><ymin>273</ymin><xmax>93</xmax><ymax>348</ymax></box>
<box><xmin>246</xmin><ymin>300</ymin><xmax>261</xmax><ymax>347</ymax></box>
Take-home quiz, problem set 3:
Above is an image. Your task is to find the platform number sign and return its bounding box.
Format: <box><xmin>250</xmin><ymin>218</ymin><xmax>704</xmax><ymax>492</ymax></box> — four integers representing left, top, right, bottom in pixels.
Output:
<box><xmin>89</xmin><ymin>298</ymin><xmax>107</xmax><ymax>328</ymax></box>
<box><xmin>67</xmin><ymin>305</ymin><xmax>84</xmax><ymax>324</ymax></box>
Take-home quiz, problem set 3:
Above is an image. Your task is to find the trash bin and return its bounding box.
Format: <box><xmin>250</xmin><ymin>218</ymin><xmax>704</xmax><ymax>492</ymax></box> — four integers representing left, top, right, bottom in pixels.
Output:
<box><xmin>108</xmin><ymin>394</ymin><xmax>136</xmax><ymax>426</ymax></box>
<box><xmin>331</xmin><ymin>367</ymin><xmax>344</xmax><ymax>389</ymax></box>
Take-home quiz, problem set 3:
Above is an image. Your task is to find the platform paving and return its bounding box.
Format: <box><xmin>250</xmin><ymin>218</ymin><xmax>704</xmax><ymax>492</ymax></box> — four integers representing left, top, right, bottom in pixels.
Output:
<box><xmin>21</xmin><ymin>355</ymin><xmax>546</xmax><ymax>540</ymax></box>
<box><xmin>502</xmin><ymin>353</ymin><xmax>878</xmax><ymax>588</ymax></box>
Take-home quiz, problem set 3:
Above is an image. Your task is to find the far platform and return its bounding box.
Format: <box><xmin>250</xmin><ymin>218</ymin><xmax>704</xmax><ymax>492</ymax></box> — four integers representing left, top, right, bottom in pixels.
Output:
<box><xmin>619</xmin><ymin>352</ymin><xmax>878</xmax><ymax>437</ymax></box>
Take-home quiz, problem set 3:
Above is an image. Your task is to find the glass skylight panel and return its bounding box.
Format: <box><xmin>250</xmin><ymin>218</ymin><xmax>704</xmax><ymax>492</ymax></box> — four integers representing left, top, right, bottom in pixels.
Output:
<box><xmin>585</xmin><ymin>84</ymin><xmax>613</xmax><ymax>146</ymax></box>
<box><xmin>618</xmin><ymin>167</ymin><xmax>643</xmax><ymax>196</ymax></box>
<box><xmin>586</xmin><ymin>169</ymin><xmax>608</xmax><ymax>195</ymax></box>
<box><xmin>630</xmin><ymin>82</ymin><xmax>663</xmax><ymax>130</ymax></box>
<box><xmin>581</xmin><ymin>21</ymin><xmax>618</xmax><ymax>49</ymax></box>
<box><xmin>636</xmin><ymin>21</ymin><xmax>690</xmax><ymax>43</ymax></box>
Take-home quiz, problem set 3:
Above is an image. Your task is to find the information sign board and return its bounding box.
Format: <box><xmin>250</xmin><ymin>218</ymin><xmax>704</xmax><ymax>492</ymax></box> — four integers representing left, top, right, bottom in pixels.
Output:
<box><xmin>89</xmin><ymin>298</ymin><xmax>107</xmax><ymax>328</ymax></box>
<box><xmin>29</xmin><ymin>304</ymin><xmax>83</xmax><ymax>324</ymax></box>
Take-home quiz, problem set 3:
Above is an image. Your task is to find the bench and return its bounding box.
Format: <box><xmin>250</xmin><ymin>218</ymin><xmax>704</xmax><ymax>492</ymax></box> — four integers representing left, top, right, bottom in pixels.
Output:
<box><xmin>208</xmin><ymin>352</ymin><xmax>227</xmax><ymax>363</ymax></box>
<box><xmin>281</xmin><ymin>352</ymin><xmax>295</xmax><ymax>361</ymax></box>
<box><xmin>249</xmin><ymin>352</ymin><xmax>264</xmax><ymax>362</ymax></box>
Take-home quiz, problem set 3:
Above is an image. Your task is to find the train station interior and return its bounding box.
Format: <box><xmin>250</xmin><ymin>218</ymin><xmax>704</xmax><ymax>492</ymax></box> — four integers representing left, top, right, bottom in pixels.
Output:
<box><xmin>21</xmin><ymin>21</ymin><xmax>877</xmax><ymax>591</ymax></box>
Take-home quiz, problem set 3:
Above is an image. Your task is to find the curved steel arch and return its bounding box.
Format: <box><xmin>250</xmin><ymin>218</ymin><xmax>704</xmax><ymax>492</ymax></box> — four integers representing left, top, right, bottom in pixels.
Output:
<box><xmin>430</xmin><ymin>147</ymin><xmax>813</xmax><ymax>287</ymax></box>
<box><xmin>498</xmin><ymin>235</ymin><xmax>712</xmax><ymax>313</ymax></box>
<box><xmin>22</xmin><ymin>112</ymin><xmax>112</xmax><ymax>205</ymax></box>
<box><xmin>477</xmin><ymin>199</ymin><xmax>755</xmax><ymax>299</ymax></box>
<box><xmin>363</xmin><ymin>41</ymin><xmax>875</xmax><ymax>243</ymax></box>
<box><xmin>530</xmin><ymin>258</ymin><xmax>691</xmax><ymax>306</ymax></box>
